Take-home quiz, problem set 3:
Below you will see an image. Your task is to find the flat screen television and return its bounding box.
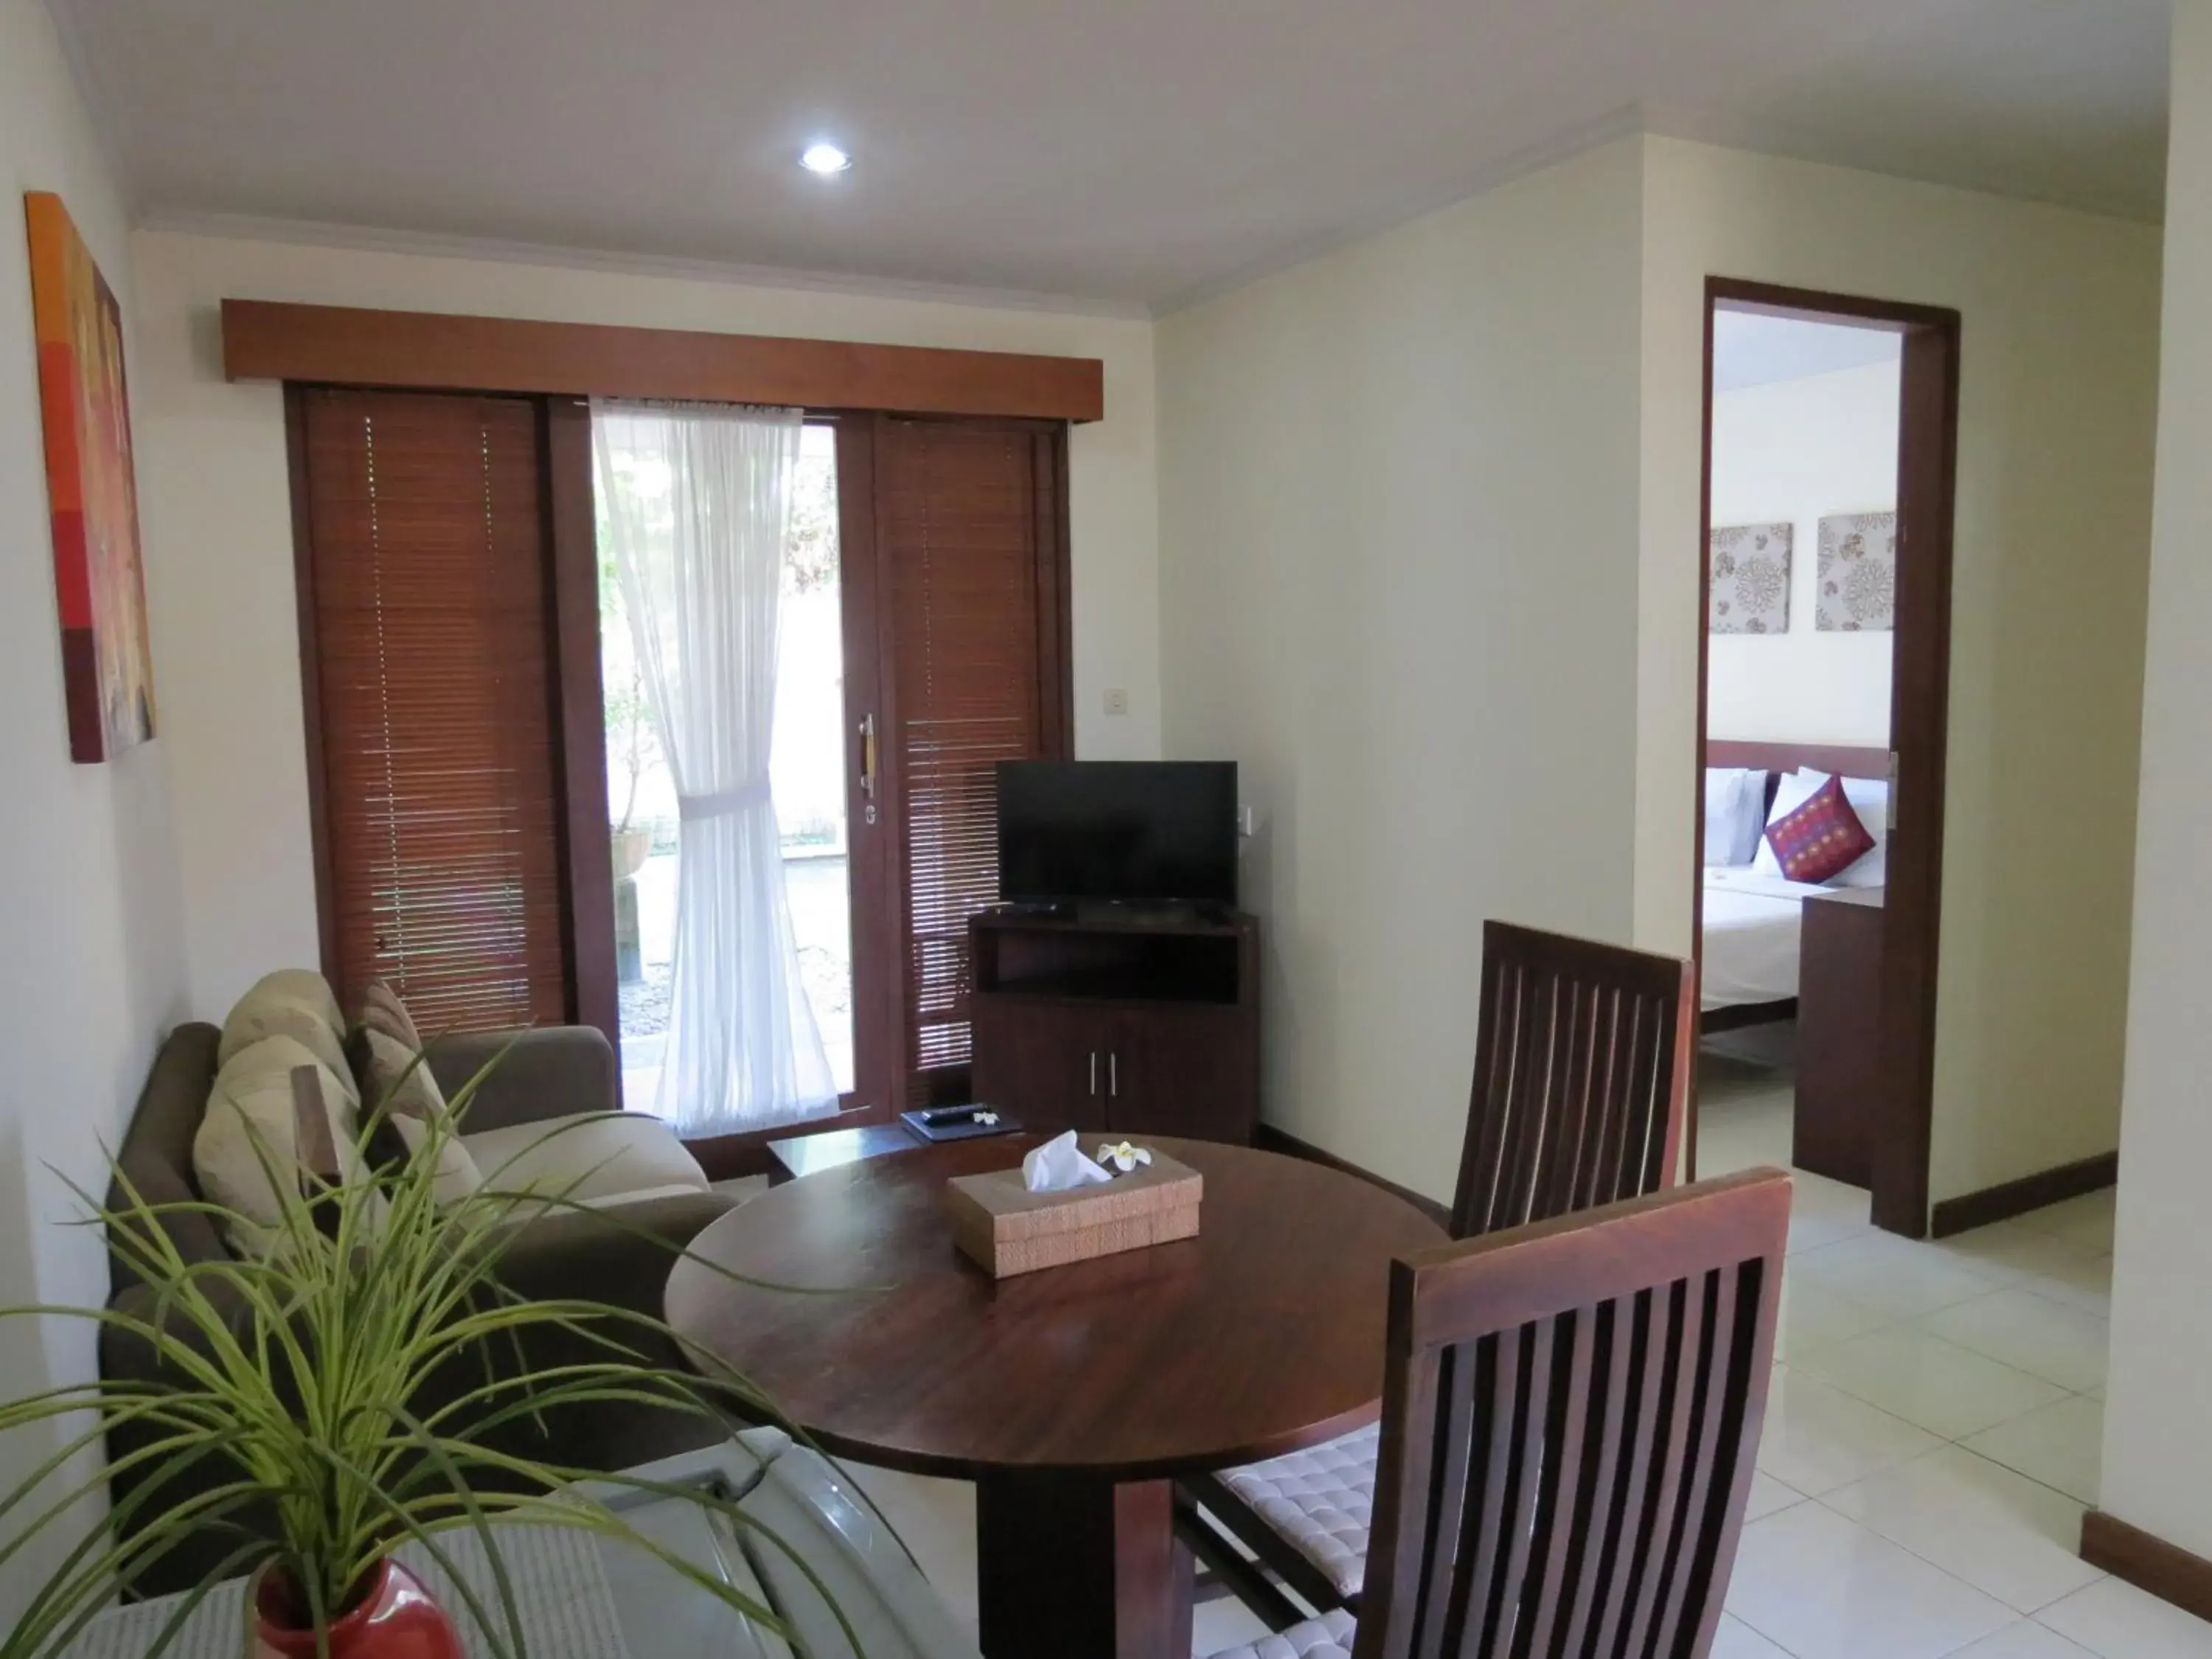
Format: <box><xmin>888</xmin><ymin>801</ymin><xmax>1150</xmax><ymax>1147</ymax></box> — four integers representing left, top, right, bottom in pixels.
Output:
<box><xmin>996</xmin><ymin>761</ymin><xmax>1238</xmax><ymax>908</ymax></box>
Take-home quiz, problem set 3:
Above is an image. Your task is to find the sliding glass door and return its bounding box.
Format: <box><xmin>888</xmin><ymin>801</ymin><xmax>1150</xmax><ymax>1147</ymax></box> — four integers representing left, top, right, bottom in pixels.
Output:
<box><xmin>602</xmin><ymin>422</ymin><xmax>863</xmax><ymax>1113</ymax></box>
<box><xmin>293</xmin><ymin>396</ymin><xmax>1072</xmax><ymax>1139</ymax></box>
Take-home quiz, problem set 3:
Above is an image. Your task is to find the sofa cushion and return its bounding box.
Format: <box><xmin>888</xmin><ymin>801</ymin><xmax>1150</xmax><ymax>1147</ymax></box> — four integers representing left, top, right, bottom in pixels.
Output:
<box><xmin>218</xmin><ymin>969</ymin><xmax>354</xmax><ymax>1093</ymax></box>
<box><xmin>389</xmin><ymin>1114</ymin><xmax>486</xmax><ymax>1208</ymax></box>
<box><xmin>358</xmin><ymin>979</ymin><xmax>423</xmax><ymax>1051</ymax></box>
<box><xmin>193</xmin><ymin>1034</ymin><xmax>374</xmax><ymax>1255</ymax></box>
<box><xmin>355</xmin><ymin>1026</ymin><xmax>445</xmax><ymax>1124</ymax></box>
<box><xmin>352</xmin><ymin>1027</ymin><xmax>483</xmax><ymax>1207</ymax></box>
<box><xmin>463</xmin><ymin>1112</ymin><xmax>709</xmax><ymax>1208</ymax></box>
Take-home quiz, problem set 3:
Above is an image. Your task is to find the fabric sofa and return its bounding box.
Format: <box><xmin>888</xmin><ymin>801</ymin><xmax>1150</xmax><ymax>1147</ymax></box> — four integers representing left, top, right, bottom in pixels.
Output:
<box><xmin>101</xmin><ymin>1014</ymin><xmax>740</xmax><ymax>1595</ymax></box>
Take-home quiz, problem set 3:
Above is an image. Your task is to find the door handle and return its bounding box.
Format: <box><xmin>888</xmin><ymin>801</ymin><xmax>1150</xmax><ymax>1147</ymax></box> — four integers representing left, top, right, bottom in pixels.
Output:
<box><xmin>858</xmin><ymin>714</ymin><xmax>878</xmax><ymax>825</ymax></box>
<box><xmin>1089</xmin><ymin>1051</ymin><xmax>1098</xmax><ymax>1096</ymax></box>
<box><xmin>1109</xmin><ymin>1052</ymin><xmax>1118</xmax><ymax>1096</ymax></box>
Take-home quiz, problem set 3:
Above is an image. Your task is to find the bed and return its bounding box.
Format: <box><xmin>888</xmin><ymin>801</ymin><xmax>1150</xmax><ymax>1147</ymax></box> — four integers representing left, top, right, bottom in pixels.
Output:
<box><xmin>1700</xmin><ymin>741</ymin><xmax>1888</xmax><ymax>1033</ymax></box>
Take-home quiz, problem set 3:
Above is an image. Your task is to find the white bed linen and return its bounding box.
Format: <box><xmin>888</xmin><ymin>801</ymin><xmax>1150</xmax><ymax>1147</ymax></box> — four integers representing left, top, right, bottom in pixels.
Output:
<box><xmin>1700</xmin><ymin>866</ymin><xmax>1832</xmax><ymax>1011</ymax></box>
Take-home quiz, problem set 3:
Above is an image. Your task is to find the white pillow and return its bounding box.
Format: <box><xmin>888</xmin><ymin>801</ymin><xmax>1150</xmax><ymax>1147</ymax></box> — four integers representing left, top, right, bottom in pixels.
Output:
<box><xmin>194</xmin><ymin>1034</ymin><xmax>375</xmax><ymax>1256</ymax></box>
<box><xmin>391</xmin><ymin>1116</ymin><xmax>485</xmax><ymax>1209</ymax></box>
<box><xmin>1827</xmin><ymin>774</ymin><xmax>1890</xmax><ymax>888</ymax></box>
<box><xmin>218</xmin><ymin>969</ymin><xmax>355</xmax><ymax>1091</ymax></box>
<box><xmin>1733</xmin><ymin>770</ymin><xmax>1771</xmax><ymax>863</ymax></box>
<box><xmin>1703</xmin><ymin>769</ymin><xmax>1748</xmax><ymax>866</ymax></box>
<box><xmin>358</xmin><ymin>1027</ymin><xmax>484</xmax><ymax>1208</ymax></box>
<box><xmin>1751</xmin><ymin>768</ymin><xmax>1888</xmax><ymax>886</ymax></box>
<box><xmin>1703</xmin><ymin>768</ymin><xmax>1770</xmax><ymax>867</ymax></box>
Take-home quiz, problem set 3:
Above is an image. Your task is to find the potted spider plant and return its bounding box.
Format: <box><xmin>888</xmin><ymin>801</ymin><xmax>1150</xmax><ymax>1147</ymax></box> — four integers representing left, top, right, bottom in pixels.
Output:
<box><xmin>0</xmin><ymin>1050</ymin><xmax>861</xmax><ymax>1659</ymax></box>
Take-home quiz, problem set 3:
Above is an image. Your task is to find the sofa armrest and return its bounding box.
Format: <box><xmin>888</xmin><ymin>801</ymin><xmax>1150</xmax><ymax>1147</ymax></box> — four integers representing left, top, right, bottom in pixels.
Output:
<box><xmin>100</xmin><ymin>1278</ymin><xmax>258</xmax><ymax>1390</ymax></box>
<box><xmin>100</xmin><ymin>1278</ymin><xmax>275</xmax><ymax>1595</ymax></box>
<box><xmin>428</xmin><ymin>1026</ymin><xmax>619</xmax><ymax>1133</ymax></box>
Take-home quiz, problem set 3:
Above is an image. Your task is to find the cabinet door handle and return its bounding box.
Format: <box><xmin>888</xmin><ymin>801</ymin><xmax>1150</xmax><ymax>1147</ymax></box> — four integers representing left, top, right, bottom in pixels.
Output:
<box><xmin>1109</xmin><ymin>1052</ymin><xmax>1118</xmax><ymax>1096</ymax></box>
<box><xmin>1089</xmin><ymin>1051</ymin><xmax>1098</xmax><ymax>1096</ymax></box>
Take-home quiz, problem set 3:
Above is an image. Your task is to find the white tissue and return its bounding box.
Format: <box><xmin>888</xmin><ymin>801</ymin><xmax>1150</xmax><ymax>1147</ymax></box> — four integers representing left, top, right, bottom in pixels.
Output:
<box><xmin>1022</xmin><ymin>1129</ymin><xmax>1114</xmax><ymax>1193</ymax></box>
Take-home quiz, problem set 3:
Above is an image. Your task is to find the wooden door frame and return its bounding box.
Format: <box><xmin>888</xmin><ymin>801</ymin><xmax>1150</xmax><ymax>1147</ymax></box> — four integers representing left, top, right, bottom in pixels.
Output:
<box><xmin>1693</xmin><ymin>276</ymin><xmax>1961</xmax><ymax>1238</ymax></box>
<box><xmin>829</xmin><ymin>411</ymin><xmax>898</xmax><ymax>1137</ymax></box>
<box><xmin>543</xmin><ymin>397</ymin><xmax>621</xmax><ymax>1052</ymax></box>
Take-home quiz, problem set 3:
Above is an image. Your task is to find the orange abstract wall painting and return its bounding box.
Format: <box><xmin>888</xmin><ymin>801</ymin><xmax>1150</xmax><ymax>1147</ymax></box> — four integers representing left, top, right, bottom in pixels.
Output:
<box><xmin>26</xmin><ymin>191</ymin><xmax>153</xmax><ymax>763</ymax></box>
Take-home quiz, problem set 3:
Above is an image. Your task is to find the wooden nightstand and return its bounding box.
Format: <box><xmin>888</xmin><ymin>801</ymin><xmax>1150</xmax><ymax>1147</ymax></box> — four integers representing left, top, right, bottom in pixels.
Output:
<box><xmin>1795</xmin><ymin>886</ymin><xmax>1886</xmax><ymax>1189</ymax></box>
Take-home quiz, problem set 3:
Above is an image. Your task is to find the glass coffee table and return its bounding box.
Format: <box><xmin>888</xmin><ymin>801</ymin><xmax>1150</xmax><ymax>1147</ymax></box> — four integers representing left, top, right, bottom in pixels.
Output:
<box><xmin>63</xmin><ymin>1433</ymin><xmax>977</xmax><ymax>1659</ymax></box>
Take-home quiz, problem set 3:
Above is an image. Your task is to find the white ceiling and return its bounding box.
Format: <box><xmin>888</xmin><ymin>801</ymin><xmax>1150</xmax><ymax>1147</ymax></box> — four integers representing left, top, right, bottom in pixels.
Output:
<box><xmin>49</xmin><ymin>0</ymin><xmax>2173</xmax><ymax>311</ymax></box>
<box><xmin>1712</xmin><ymin>312</ymin><xmax>1903</xmax><ymax>392</ymax></box>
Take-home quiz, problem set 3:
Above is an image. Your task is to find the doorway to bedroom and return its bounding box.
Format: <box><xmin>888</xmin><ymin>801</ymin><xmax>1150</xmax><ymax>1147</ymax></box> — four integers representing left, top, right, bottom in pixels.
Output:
<box><xmin>1691</xmin><ymin>280</ymin><xmax>1961</xmax><ymax>1239</ymax></box>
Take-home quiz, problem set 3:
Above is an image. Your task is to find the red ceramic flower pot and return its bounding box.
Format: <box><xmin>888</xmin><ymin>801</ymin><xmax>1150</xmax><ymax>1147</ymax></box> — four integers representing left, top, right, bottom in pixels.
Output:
<box><xmin>249</xmin><ymin>1558</ymin><xmax>462</xmax><ymax>1659</ymax></box>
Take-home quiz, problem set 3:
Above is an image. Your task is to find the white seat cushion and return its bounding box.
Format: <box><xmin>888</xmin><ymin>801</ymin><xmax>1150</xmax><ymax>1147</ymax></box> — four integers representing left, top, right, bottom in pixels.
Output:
<box><xmin>1215</xmin><ymin>1422</ymin><xmax>1379</xmax><ymax>1598</ymax></box>
<box><xmin>1205</xmin><ymin>1610</ymin><xmax>1357</xmax><ymax>1659</ymax></box>
<box><xmin>462</xmin><ymin>1112</ymin><xmax>708</xmax><ymax>1207</ymax></box>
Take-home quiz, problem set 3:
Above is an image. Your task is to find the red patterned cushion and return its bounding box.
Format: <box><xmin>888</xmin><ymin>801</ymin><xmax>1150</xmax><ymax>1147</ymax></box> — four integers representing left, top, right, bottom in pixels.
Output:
<box><xmin>1764</xmin><ymin>774</ymin><xmax>1876</xmax><ymax>884</ymax></box>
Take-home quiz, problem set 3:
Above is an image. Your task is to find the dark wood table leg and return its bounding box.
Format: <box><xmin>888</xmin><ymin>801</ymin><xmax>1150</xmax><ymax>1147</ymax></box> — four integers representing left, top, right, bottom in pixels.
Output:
<box><xmin>975</xmin><ymin>1474</ymin><xmax>1194</xmax><ymax>1659</ymax></box>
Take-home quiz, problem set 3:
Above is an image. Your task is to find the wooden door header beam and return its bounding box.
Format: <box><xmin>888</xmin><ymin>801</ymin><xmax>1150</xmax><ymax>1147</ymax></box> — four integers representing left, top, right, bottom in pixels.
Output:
<box><xmin>221</xmin><ymin>299</ymin><xmax>1105</xmax><ymax>423</ymax></box>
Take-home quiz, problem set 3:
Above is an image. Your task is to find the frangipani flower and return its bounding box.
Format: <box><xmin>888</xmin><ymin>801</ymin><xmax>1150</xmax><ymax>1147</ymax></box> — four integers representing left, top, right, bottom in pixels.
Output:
<box><xmin>1096</xmin><ymin>1141</ymin><xmax>1152</xmax><ymax>1175</ymax></box>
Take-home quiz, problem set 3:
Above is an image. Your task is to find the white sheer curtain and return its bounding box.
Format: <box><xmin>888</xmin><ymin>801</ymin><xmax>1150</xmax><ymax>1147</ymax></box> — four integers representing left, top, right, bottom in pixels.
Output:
<box><xmin>592</xmin><ymin>400</ymin><xmax>838</xmax><ymax>1135</ymax></box>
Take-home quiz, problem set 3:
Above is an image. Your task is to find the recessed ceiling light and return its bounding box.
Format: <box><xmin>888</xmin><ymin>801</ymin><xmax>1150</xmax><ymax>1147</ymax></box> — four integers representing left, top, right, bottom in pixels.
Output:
<box><xmin>799</xmin><ymin>143</ymin><xmax>852</xmax><ymax>176</ymax></box>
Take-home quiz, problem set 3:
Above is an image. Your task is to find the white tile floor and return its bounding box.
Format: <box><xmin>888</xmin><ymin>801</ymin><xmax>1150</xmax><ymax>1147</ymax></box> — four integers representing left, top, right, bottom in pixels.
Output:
<box><xmin>838</xmin><ymin>1043</ymin><xmax>2211</xmax><ymax>1658</ymax></box>
<box><xmin>1695</xmin><ymin>1041</ymin><xmax>2210</xmax><ymax>1659</ymax></box>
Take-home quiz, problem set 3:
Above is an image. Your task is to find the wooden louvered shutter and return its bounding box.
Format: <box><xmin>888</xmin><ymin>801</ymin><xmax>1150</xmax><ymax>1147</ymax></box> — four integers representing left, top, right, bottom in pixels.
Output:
<box><xmin>296</xmin><ymin>388</ymin><xmax>574</xmax><ymax>1032</ymax></box>
<box><xmin>876</xmin><ymin>417</ymin><xmax>1069</xmax><ymax>1106</ymax></box>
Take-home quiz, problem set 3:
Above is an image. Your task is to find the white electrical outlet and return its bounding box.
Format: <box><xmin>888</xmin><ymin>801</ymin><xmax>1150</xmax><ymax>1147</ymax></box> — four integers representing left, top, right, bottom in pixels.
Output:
<box><xmin>1103</xmin><ymin>688</ymin><xmax>1130</xmax><ymax>716</ymax></box>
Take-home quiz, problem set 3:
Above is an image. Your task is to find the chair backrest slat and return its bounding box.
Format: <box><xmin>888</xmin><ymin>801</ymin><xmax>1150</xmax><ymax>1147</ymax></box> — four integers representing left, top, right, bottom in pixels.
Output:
<box><xmin>1454</xmin><ymin>922</ymin><xmax>1695</xmax><ymax>1239</ymax></box>
<box><xmin>1360</xmin><ymin>1168</ymin><xmax>1790</xmax><ymax>1659</ymax></box>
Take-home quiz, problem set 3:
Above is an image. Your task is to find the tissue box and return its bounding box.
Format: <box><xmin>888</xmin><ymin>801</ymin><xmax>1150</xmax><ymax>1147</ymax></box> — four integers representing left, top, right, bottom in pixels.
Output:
<box><xmin>944</xmin><ymin>1152</ymin><xmax>1203</xmax><ymax>1278</ymax></box>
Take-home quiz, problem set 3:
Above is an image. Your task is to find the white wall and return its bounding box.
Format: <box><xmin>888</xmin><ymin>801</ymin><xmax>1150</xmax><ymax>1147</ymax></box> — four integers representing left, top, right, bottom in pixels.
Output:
<box><xmin>128</xmin><ymin>232</ymin><xmax>1163</xmax><ymax>1018</ymax></box>
<box><xmin>0</xmin><ymin>0</ymin><xmax>191</xmax><ymax>1618</ymax></box>
<box><xmin>1707</xmin><ymin>359</ymin><xmax>1899</xmax><ymax>747</ymax></box>
<box><xmin>1638</xmin><ymin>137</ymin><xmax>2163</xmax><ymax>1207</ymax></box>
<box><xmin>2104</xmin><ymin>0</ymin><xmax>2212</xmax><ymax>1565</ymax></box>
<box><xmin>1156</xmin><ymin>139</ymin><xmax>1646</xmax><ymax>1197</ymax></box>
<box><xmin>1155</xmin><ymin>131</ymin><xmax>2157</xmax><ymax>1214</ymax></box>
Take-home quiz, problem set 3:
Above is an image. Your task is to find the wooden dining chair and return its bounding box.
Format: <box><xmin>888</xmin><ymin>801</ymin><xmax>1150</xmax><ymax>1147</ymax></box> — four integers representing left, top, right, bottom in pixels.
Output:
<box><xmin>1179</xmin><ymin>921</ymin><xmax>1698</xmax><ymax>1627</ymax></box>
<box><xmin>1452</xmin><ymin>920</ymin><xmax>1697</xmax><ymax>1237</ymax></box>
<box><xmin>1200</xmin><ymin>1167</ymin><xmax>1790</xmax><ymax>1659</ymax></box>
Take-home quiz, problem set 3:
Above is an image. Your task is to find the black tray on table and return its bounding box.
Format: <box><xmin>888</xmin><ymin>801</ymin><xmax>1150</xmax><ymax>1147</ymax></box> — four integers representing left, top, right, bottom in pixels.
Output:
<box><xmin>899</xmin><ymin>1104</ymin><xmax>1021</xmax><ymax>1143</ymax></box>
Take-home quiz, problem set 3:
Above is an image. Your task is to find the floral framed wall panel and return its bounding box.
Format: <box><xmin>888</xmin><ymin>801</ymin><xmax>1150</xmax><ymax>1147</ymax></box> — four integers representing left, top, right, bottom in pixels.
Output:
<box><xmin>25</xmin><ymin>190</ymin><xmax>154</xmax><ymax>762</ymax></box>
<box><xmin>1708</xmin><ymin>522</ymin><xmax>1792</xmax><ymax>635</ymax></box>
<box><xmin>1818</xmin><ymin>510</ymin><xmax>1898</xmax><ymax>632</ymax></box>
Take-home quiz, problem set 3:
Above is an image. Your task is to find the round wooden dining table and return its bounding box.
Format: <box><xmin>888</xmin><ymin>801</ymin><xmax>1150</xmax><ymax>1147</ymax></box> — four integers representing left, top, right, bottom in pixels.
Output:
<box><xmin>664</xmin><ymin>1134</ymin><xmax>1446</xmax><ymax>1659</ymax></box>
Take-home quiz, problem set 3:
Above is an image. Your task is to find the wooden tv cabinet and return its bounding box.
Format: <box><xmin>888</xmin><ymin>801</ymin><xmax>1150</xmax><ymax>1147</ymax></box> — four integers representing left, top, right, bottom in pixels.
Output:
<box><xmin>968</xmin><ymin>908</ymin><xmax>1261</xmax><ymax>1145</ymax></box>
